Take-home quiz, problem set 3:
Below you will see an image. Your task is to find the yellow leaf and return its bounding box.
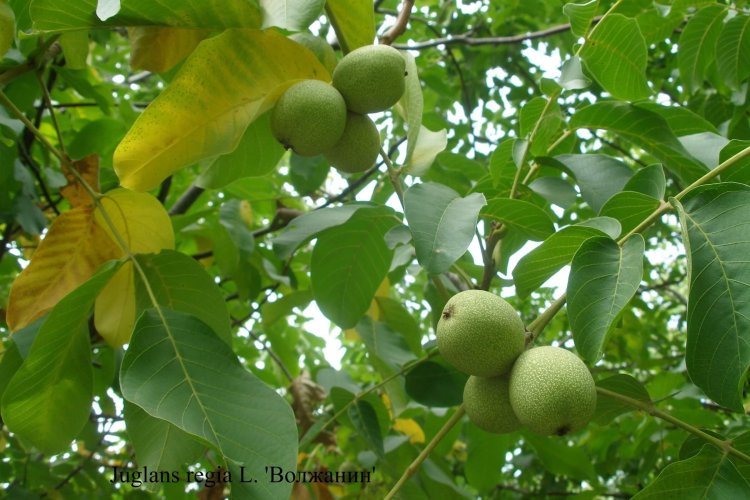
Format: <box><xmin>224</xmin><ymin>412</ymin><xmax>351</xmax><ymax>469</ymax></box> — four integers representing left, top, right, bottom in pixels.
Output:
<box><xmin>343</xmin><ymin>328</ymin><xmax>360</xmax><ymax>341</ymax></box>
<box><xmin>381</xmin><ymin>393</ymin><xmax>393</xmax><ymax>418</ymax></box>
<box><xmin>344</xmin><ymin>278</ymin><xmax>390</xmax><ymax>340</ymax></box>
<box><xmin>6</xmin><ymin>207</ymin><xmax>120</xmax><ymax>331</ymax></box>
<box><xmin>368</xmin><ymin>277</ymin><xmax>390</xmax><ymax>320</ymax></box>
<box><xmin>62</xmin><ymin>154</ymin><xmax>100</xmax><ymax>208</ymax></box>
<box><xmin>325</xmin><ymin>0</ymin><xmax>375</xmax><ymax>53</ymax></box>
<box><xmin>239</xmin><ymin>200</ymin><xmax>253</xmax><ymax>227</ymax></box>
<box><xmin>17</xmin><ymin>234</ymin><xmax>39</xmax><ymax>261</ymax></box>
<box><xmin>93</xmin><ymin>188</ymin><xmax>174</xmax><ymax>346</ymax></box>
<box><xmin>94</xmin><ymin>262</ymin><xmax>136</xmax><ymax>347</ymax></box>
<box><xmin>128</xmin><ymin>27</ymin><xmax>210</xmax><ymax>73</ymax></box>
<box><xmin>393</xmin><ymin>418</ymin><xmax>425</xmax><ymax>444</ymax></box>
<box><xmin>94</xmin><ymin>188</ymin><xmax>174</xmax><ymax>253</ymax></box>
<box><xmin>114</xmin><ymin>29</ymin><xmax>330</xmax><ymax>191</ymax></box>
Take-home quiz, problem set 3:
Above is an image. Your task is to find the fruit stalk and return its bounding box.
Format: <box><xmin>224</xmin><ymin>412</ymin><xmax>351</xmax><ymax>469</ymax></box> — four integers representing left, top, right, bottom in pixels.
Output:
<box><xmin>384</xmin><ymin>405</ymin><xmax>467</xmax><ymax>500</ymax></box>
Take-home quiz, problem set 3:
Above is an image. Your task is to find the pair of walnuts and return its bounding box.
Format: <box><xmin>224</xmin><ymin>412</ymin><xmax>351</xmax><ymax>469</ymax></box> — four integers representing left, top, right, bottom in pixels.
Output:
<box><xmin>271</xmin><ymin>44</ymin><xmax>405</xmax><ymax>174</ymax></box>
<box><xmin>437</xmin><ymin>290</ymin><xmax>597</xmax><ymax>436</ymax></box>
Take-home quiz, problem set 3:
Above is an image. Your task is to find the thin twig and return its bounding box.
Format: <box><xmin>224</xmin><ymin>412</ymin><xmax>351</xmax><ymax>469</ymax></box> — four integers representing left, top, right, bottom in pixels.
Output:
<box><xmin>157</xmin><ymin>176</ymin><xmax>172</xmax><ymax>204</ymax></box>
<box><xmin>393</xmin><ymin>16</ymin><xmax>602</xmax><ymax>50</ymax></box>
<box><xmin>379</xmin><ymin>0</ymin><xmax>415</xmax><ymax>46</ymax></box>
<box><xmin>244</xmin><ymin>328</ymin><xmax>294</xmax><ymax>383</ymax></box>
<box><xmin>380</xmin><ymin>147</ymin><xmax>405</xmax><ymax>206</ymax></box>
<box><xmin>0</xmin><ymin>38</ymin><xmax>61</xmax><ymax>87</ymax></box>
<box><xmin>596</xmin><ymin>387</ymin><xmax>750</xmax><ymax>464</ymax></box>
<box><xmin>300</xmin><ymin>350</ymin><xmax>439</xmax><ymax>448</ymax></box>
<box><xmin>36</xmin><ymin>69</ymin><xmax>66</xmax><ymax>156</ymax></box>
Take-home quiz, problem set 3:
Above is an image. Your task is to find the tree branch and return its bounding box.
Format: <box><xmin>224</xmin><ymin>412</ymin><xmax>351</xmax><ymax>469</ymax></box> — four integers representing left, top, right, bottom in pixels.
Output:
<box><xmin>596</xmin><ymin>387</ymin><xmax>750</xmax><ymax>464</ymax></box>
<box><xmin>168</xmin><ymin>184</ymin><xmax>205</xmax><ymax>215</ymax></box>
<box><xmin>393</xmin><ymin>16</ymin><xmax>602</xmax><ymax>50</ymax></box>
<box><xmin>379</xmin><ymin>0</ymin><xmax>415</xmax><ymax>46</ymax></box>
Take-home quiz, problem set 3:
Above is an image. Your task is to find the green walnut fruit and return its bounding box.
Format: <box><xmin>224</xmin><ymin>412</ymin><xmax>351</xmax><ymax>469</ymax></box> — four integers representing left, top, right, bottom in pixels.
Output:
<box><xmin>463</xmin><ymin>375</ymin><xmax>521</xmax><ymax>434</ymax></box>
<box><xmin>271</xmin><ymin>80</ymin><xmax>346</xmax><ymax>156</ymax></box>
<box><xmin>332</xmin><ymin>44</ymin><xmax>406</xmax><ymax>113</ymax></box>
<box><xmin>324</xmin><ymin>112</ymin><xmax>380</xmax><ymax>174</ymax></box>
<box><xmin>509</xmin><ymin>346</ymin><xmax>597</xmax><ymax>436</ymax></box>
<box><xmin>436</xmin><ymin>290</ymin><xmax>526</xmax><ymax>377</ymax></box>
<box><xmin>289</xmin><ymin>32</ymin><xmax>338</xmax><ymax>75</ymax></box>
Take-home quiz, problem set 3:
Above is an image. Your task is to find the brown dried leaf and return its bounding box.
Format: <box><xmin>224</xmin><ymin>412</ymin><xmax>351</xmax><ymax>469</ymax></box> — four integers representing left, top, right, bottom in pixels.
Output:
<box><xmin>61</xmin><ymin>154</ymin><xmax>100</xmax><ymax>208</ymax></box>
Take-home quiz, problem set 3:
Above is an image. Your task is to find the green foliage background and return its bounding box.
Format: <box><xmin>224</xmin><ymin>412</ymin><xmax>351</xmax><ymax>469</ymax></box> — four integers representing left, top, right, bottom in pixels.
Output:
<box><xmin>1</xmin><ymin>0</ymin><xmax>750</xmax><ymax>498</ymax></box>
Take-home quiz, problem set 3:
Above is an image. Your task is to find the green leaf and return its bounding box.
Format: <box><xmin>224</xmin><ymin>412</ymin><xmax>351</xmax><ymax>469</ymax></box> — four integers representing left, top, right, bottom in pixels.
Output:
<box><xmin>528</xmin><ymin>176</ymin><xmax>577</xmax><ymax>209</ymax></box>
<box><xmin>259</xmin><ymin>0</ymin><xmax>325</xmax><ymax>31</ymax></box>
<box><xmin>632</xmin><ymin>446</ymin><xmax>750</xmax><ymax>499</ymax></box>
<box><xmin>570</xmin><ymin>102</ymin><xmax>707</xmax><ymax>184</ymax></box>
<box><xmin>568</xmin><ymin>235</ymin><xmax>644</xmax><ymax>363</ymax></box>
<box><xmin>636</xmin><ymin>102</ymin><xmax>719</xmax><ymax>136</ymax></box>
<box><xmin>678</xmin><ymin>4</ymin><xmax>728</xmax><ymax>94</ymax></box>
<box><xmin>348</xmin><ymin>400</ymin><xmax>384</xmax><ymax>458</ymax></box>
<box><xmin>0</xmin><ymin>342</ymin><xmax>22</xmax><ymax>401</ymax></box>
<box><xmin>673</xmin><ymin>183</ymin><xmax>750</xmax><ymax>411</ymax></box>
<box><xmin>356</xmin><ymin>317</ymin><xmax>416</xmax><ymax>371</ymax></box>
<box><xmin>31</xmin><ymin>0</ymin><xmax>262</xmax><ymax>31</ymax></box>
<box><xmin>559</xmin><ymin>55</ymin><xmax>591</xmax><ymax>90</ymax></box>
<box><xmin>374</xmin><ymin>297</ymin><xmax>423</xmax><ymax>354</ymax></box>
<box><xmin>580</xmin><ymin>14</ymin><xmax>651</xmax><ymax>101</ymax></box>
<box><xmin>120</xmin><ymin>308</ymin><xmax>297</xmax><ymax>500</ymax></box>
<box><xmin>398</xmin><ymin>51</ymin><xmax>424</xmax><ymax>168</ymax></box>
<box><xmin>273</xmin><ymin>205</ymin><xmax>362</xmax><ymax>260</ymax></box>
<box><xmin>196</xmin><ymin>111</ymin><xmax>284</xmax><ymax>189</ymax></box>
<box><xmin>480</xmin><ymin>198</ymin><xmax>555</xmax><ymax>241</ymax></box>
<box><xmin>719</xmin><ymin>140</ymin><xmax>750</xmax><ymax>185</ymax></box>
<box><xmin>594</xmin><ymin>374</ymin><xmax>652</xmax><ymax>425</ymax></box>
<box><xmin>624</xmin><ymin>163</ymin><xmax>666</xmax><ymax>200</ymax></box>
<box><xmin>135</xmin><ymin>250</ymin><xmax>232</xmax><ymax>343</ymax></box>
<box><xmin>678</xmin><ymin>132</ymin><xmax>729</xmax><ymax>169</ymax></box>
<box><xmin>1</xmin><ymin>261</ymin><xmax>121</xmax><ymax>454</ymax></box>
<box><xmin>637</xmin><ymin>6</ymin><xmax>684</xmax><ymax>45</ymax></box>
<box><xmin>519</xmin><ymin>97</ymin><xmax>563</xmax><ymax>155</ymax></box>
<box><xmin>464</xmin><ymin>425</ymin><xmax>515</xmax><ymax>493</ymax></box>
<box><xmin>124</xmin><ymin>402</ymin><xmax>204</xmax><ymax>470</ymax></box>
<box><xmin>730</xmin><ymin>431</ymin><xmax>750</xmax><ymax>480</ymax></box>
<box><xmin>512</xmin><ymin>220</ymin><xmax>612</xmax><ymax>297</ymax></box>
<box><xmin>406</xmin><ymin>125</ymin><xmax>448</xmax><ymax>176</ymax></box>
<box><xmin>59</xmin><ymin>30</ymin><xmax>89</xmax><ymax>70</ymax></box>
<box><xmin>716</xmin><ymin>15</ymin><xmax>750</xmax><ymax>90</ymax></box>
<box><xmin>325</xmin><ymin>0</ymin><xmax>374</xmax><ymax>53</ymax></box>
<box><xmin>563</xmin><ymin>0</ymin><xmax>598</xmax><ymax>38</ymax></box>
<box><xmin>311</xmin><ymin>208</ymin><xmax>398</xmax><ymax>328</ymax></box>
<box><xmin>114</xmin><ymin>29</ymin><xmax>329</xmax><ymax>191</ymax></box>
<box><xmin>262</xmin><ymin>290</ymin><xmax>314</xmax><ymax>328</ymax></box>
<box><xmin>219</xmin><ymin>199</ymin><xmax>255</xmax><ymax>254</ymax></box>
<box><xmin>67</xmin><ymin>118</ymin><xmax>127</xmax><ymax>161</ymax></box>
<box><xmin>524</xmin><ymin>433</ymin><xmax>597</xmax><ymax>481</ymax></box>
<box><xmin>405</xmin><ymin>183</ymin><xmax>486</xmax><ymax>274</ymax></box>
<box><xmin>289</xmin><ymin>154</ymin><xmax>330</xmax><ymax>195</ymax></box>
<box><xmin>0</xmin><ymin>2</ymin><xmax>15</xmax><ymax>57</ymax></box>
<box><xmin>553</xmin><ymin>154</ymin><xmax>633</xmax><ymax>212</ymax></box>
<box><xmin>599</xmin><ymin>191</ymin><xmax>661</xmax><ymax>235</ymax></box>
<box><xmin>404</xmin><ymin>359</ymin><xmax>467</xmax><ymax>407</ymax></box>
<box><xmin>489</xmin><ymin>139</ymin><xmax>517</xmax><ymax>193</ymax></box>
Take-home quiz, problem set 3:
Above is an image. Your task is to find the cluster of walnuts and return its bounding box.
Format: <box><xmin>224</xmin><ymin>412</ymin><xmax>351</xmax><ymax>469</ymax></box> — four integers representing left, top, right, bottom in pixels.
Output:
<box><xmin>437</xmin><ymin>290</ymin><xmax>597</xmax><ymax>436</ymax></box>
<box><xmin>271</xmin><ymin>44</ymin><xmax>406</xmax><ymax>174</ymax></box>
